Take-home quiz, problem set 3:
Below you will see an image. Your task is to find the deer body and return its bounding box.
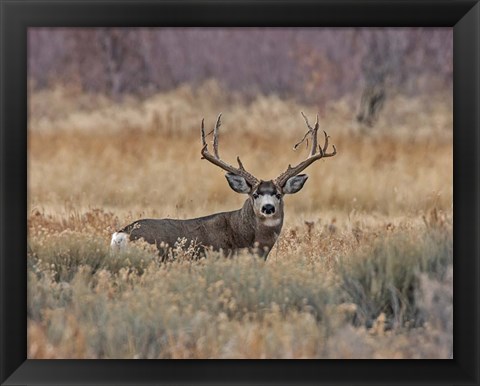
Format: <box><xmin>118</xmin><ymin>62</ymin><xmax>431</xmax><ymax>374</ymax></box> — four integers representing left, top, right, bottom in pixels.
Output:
<box><xmin>112</xmin><ymin>191</ymin><xmax>283</xmax><ymax>258</ymax></box>
<box><xmin>111</xmin><ymin>113</ymin><xmax>336</xmax><ymax>260</ymax></box>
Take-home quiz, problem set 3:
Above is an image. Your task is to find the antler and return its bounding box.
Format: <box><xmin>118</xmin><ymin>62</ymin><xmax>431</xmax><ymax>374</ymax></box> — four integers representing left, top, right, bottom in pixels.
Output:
<box><xmin>201</xmin><ymin>114</ymin><xmax>260</xmax><ymax>187</ymax></box>
<box><xmin>274</xmin><ymin>112</ymin><xmax>337</xmax><ymax>188</ymax></box>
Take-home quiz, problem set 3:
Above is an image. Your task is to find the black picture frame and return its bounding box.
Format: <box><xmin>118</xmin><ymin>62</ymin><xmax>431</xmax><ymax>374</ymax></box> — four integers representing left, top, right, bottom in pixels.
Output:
<box><xmin>1</xmin><ymin>0</ymin><xmax>478</xmax><ymax>385</ymax></box>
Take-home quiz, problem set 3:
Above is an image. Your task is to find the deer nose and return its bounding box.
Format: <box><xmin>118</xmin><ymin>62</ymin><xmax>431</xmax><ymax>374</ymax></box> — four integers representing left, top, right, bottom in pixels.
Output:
<box><xmin>261</xmin><ymin>204</ymin><xmax>275</xmax><ymax>215</ymax></box>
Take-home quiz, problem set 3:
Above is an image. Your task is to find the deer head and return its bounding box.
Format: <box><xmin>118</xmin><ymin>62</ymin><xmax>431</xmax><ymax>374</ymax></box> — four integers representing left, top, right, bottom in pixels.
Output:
<box><xmin>201</xmin><ymin>113</ymin><xmax>337</xmax><ymax>225</ymax></box>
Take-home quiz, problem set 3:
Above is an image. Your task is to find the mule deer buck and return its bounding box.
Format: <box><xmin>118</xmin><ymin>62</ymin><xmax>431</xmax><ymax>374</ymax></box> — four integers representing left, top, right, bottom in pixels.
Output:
<box><xmin>111</xmin><ymin>113</ymin><xmax>336</xmax><ymax>260</ymax></box>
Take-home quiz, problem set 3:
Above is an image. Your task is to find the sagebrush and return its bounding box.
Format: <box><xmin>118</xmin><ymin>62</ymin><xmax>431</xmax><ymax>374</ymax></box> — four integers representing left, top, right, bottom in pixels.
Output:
<box><xmin>28</xmin><ymin>85</ymin><xmax>452</xmax><ymax>358</ymax></box>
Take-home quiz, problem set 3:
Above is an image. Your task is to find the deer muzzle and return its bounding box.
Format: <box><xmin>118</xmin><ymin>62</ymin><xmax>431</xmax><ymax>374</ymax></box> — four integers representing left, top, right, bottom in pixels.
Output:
<box><xmin>261</xmin><ymin>204</ymin><xmax>275</xmax><ymax>215</ymax></box>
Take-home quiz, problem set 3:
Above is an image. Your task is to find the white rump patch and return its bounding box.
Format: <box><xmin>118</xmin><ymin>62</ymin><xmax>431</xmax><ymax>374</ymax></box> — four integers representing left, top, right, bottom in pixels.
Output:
<box><xmin>110</xmin><ymin>232</ymin><xmax>128</xmax><ymax>252</ymax></box>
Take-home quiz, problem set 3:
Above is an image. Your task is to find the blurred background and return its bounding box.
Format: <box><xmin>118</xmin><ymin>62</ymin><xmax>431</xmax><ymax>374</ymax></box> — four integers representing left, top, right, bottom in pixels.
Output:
<box><xmin>27</xmin><ymin>28</ymin><xmax>453</xmax><ymax>359</ymax></box>
<box><xmin>29</xmin><ymin>27</ymin><xmax>452</xmax><ymax>116</ymax></box>
<box><xmin>28</xmin><ymin>27</ymin><xmax>453</xmax><ymax>216</ymax></box>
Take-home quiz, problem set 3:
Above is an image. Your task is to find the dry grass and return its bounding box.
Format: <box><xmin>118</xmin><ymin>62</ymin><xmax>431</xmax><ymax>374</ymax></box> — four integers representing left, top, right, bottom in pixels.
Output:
<box><xmin>27</xmin><ymin>84</ymin><xmax>453</xmax><ymax>359</ymax></box>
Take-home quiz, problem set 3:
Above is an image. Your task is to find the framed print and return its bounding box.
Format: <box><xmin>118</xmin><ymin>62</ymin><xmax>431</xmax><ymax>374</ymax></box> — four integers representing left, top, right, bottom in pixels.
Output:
<box><xmin>1</xmin><ymin>0</ymin><xmax>479</xmax><ymax>385</ymax></box>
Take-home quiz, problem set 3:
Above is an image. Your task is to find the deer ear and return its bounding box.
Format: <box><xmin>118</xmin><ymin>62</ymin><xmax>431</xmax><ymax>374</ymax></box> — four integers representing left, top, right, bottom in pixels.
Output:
<box><xmin>225</xmin><ymin>173</ymin><xmax>252</xmax><ymax>194</ymax></box>
<box><xmin>283</xmin><ymin>174</ymin><xmax>308</xmax><ymax>194</ymax></box>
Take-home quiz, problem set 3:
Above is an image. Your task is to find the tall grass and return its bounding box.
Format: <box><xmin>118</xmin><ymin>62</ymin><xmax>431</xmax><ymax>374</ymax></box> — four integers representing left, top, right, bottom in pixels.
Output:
<box><xmin>28</xmin><ymin>220</ymin><xmax>452</xmax><ymax>358</ymax></box>
<box><xmin>27</xmin><ymin>85</ymin><xmax>453</xmax><ymax>358</ymax></box>
<box><xmin>340</xmin><ymin>226</ymin><xmax>452</xmax><ymax>329</ymax></box>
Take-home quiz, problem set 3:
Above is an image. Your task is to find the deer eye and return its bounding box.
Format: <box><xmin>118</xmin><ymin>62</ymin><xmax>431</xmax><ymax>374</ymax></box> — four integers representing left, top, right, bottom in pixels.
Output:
<box><xmin>252</xmin><ymin>193</ymin><xmax>259</xmax><ymax>199</ymax></box>
<box><xmin>276</xmin><ymin>193</ymin><xmax>282</xmax><ymax>199</ymax></box>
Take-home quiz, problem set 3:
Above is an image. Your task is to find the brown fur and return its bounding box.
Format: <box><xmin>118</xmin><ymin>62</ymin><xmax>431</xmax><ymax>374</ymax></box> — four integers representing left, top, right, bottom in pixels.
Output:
<box><xmin>119</xmin><ymin>195</ymin><xmax>283</xmax><ymax>260</ymax></box>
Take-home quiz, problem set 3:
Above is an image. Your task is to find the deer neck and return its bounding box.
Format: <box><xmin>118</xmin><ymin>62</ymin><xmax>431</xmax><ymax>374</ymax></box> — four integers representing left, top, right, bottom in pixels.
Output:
<box><xmin>231</xmin><ymin>199</ymin><xmax>283</xmax><ymax>248</ymax></box>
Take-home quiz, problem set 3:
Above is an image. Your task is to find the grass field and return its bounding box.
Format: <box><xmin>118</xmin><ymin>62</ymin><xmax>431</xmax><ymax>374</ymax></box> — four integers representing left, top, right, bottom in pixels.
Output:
<box><xmin>27</xmin><ymin>84</ymin><xmax>453</xmax><ymax>358</ymax></box>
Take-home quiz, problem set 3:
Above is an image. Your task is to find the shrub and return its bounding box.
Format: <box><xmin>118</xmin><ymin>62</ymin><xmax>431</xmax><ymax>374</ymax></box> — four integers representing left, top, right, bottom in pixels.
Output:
<box><xmin>339</xmin><ymin>228</ymin><xmax>452</xmax><ymax>329</ymax></box>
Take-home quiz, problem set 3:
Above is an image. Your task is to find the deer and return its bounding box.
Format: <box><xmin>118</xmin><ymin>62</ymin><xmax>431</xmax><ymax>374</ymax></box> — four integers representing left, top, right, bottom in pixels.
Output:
<box><xmin>110</xmin><ymin>113</ymin><xmax>336</xmax><ymax>260</ymax></box>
